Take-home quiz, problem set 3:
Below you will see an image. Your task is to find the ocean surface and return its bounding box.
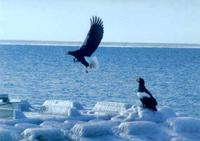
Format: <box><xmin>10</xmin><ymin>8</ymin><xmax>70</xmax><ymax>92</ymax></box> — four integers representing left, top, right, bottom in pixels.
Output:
<box><xmin>0</xmin><ymin>45</ymin><xmax>200</xmax><ymax>117</ymax></box>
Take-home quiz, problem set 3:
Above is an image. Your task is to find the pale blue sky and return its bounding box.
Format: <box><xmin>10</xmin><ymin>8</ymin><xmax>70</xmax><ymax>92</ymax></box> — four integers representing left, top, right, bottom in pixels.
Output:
<box><xmin>0</xmin><ymin>0</ymin><xmax>200</xmax><ymax>44</ymax></box>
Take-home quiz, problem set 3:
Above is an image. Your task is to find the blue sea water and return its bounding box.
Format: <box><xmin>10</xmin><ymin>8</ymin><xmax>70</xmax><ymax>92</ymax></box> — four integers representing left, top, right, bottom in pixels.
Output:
<box><xmin>0</xmin><ymin>45</ymin><xmax>200</xmax><ymax>117</ymax></box>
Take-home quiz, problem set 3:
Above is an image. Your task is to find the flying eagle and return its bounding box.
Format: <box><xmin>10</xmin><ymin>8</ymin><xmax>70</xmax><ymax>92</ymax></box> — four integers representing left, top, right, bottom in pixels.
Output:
<box><xmin>68</xmin><ymin>16</ymin><xmax>104</xmax><ymax>68</ymax></box>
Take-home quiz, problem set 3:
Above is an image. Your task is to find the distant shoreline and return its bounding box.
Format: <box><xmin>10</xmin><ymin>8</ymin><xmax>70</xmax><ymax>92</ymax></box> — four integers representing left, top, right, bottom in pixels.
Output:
<box><xmin>0</xmin><ymin>40</ymin><xmax>200</xmax><ymax>48</ymax></box>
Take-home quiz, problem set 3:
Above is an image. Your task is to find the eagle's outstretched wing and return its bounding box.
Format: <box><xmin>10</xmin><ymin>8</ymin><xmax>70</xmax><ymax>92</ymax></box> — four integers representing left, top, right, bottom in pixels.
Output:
<box><xmin>80</xmin><ymin>16</ymin><xmax>104</xmax><ymax>56</ymax></box>
<box><xmin>68</xmin><ymin>16</ymin><xmax>104</xmax><ymax>68</ymax></box>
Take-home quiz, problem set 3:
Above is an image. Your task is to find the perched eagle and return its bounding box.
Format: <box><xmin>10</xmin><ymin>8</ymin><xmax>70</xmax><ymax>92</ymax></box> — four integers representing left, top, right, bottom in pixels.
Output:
<box><xmin>68</xmin><ymin>16</ymin><xmax>104</xmax><ymax>68</ymax></box>
<box><xmin>136</xmin><ymin>77</ymin><xmax>158</xmax><ymax>111</ymax></box>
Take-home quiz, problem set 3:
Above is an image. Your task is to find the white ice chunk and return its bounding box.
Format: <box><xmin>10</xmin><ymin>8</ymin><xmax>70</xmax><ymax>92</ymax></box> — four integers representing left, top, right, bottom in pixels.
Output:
<box><xmin>167</xmin><ymin>117</ymin><xmax>200</xmax><ymax>133</ymax></box>
<box><xmin>15</xmin><ymin>123</ymin><xmax>38</xmax><ymax>131</ymax></box>
<box><xmin>41</xmin><ymin>100</ymin><xmax>83</xmax><ymax>115</ymax></box>
<box><xmin>136</xmin><ymin>106</ymin><xmax>177</xmax><ymax>123</ymax></box>
<box><xmin>111</xmin><ymin>106</ymin><xmax>138</xmax><ymax>122</ymax></box>
<box><xmin>71</xmin><ymin>121</ymin><xmax>112</xmax><ymax>137</ymax></box>
<box><xmin>22</xmin><ymin>127</ymin><xmax>65</xmax><ymax>141</ymax></box>
<box><xmin>40</xmin><ymin>120</ymin><xmax>72</xmax><ymax>130</ymax></box>
<box><xmin>137</xmin><ymin>107</ymin><xmax>164</xmax><ymax>122</ymax></box>
<box><xmin>119</xmin><ymin>121</ymin><xmax>169</xmax><ymax>141</ymax></box>
<box><xmin>125</xmin><ymin>112</ymin><xmax>138</xmax><ymax>121</ymax></box>
<box><xmin>167</xmin><ymin>117</ymin><xmax>200</xmax><ymax>141</ymax></box>
<box><xmin>111</xmin><ymin>110</ymin><xmax>136</xmax><ymax>122</ymax></box>
<box><xmin>119</xmin><ymin>121</ymin><xmax>159</xmax><ymax>134</ymax></box>
<box><xmin>93</xmin><ymin>101</ymin><xmax>131</xmax><ymax>114</ymax></box>
<box><xmin>64</xmin><ymin>120</ymin><xmax>85</xmax><ymax>130</ymax></box>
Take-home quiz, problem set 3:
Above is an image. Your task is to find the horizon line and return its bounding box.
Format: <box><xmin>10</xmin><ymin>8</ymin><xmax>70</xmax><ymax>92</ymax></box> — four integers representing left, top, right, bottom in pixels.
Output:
<box><xmin>0</xmin><ymin>39</ymin><xmax>200</xmax><ymax>48</ymax></box>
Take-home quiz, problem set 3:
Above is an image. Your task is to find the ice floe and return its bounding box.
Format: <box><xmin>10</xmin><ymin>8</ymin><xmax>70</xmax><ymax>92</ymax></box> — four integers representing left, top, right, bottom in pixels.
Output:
<box><xmin>0</xmin><ymin>100</ymin><xmax>200</xmax><ymax>141</ymax></box>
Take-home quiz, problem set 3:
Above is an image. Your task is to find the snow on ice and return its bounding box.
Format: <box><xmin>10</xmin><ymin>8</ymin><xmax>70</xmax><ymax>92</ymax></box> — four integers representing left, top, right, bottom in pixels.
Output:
<box><xmin>0</xmin><ymin>100</ymin><xmax>200</xmax><ymax>141</ymax></box>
